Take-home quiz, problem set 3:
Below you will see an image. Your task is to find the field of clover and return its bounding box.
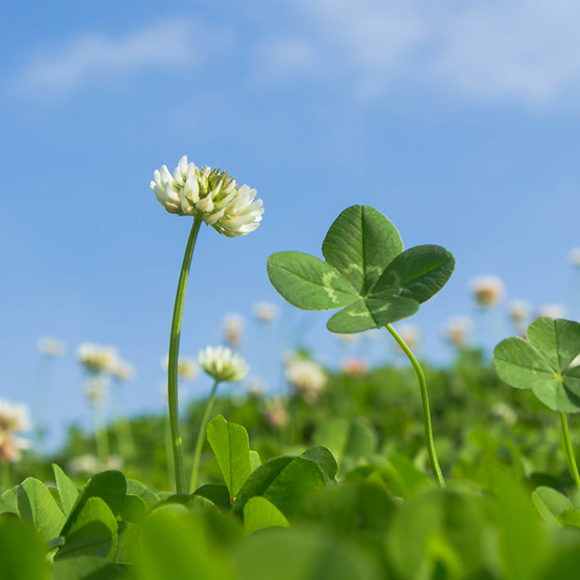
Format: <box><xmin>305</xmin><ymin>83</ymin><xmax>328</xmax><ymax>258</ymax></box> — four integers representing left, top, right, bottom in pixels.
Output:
<box><xmin>4</xmin><ymin>156</ymin><xmax>580</xmax><ymax>580</ymax></box>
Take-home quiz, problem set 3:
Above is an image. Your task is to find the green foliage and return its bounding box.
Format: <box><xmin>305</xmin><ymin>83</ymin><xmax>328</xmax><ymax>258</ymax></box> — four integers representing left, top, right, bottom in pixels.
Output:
<box><xmin>494</xmin><ymin>317</ymin><xmax>580</xmax><ymax>412</ymax></box>
<box><xmin>0</xmin><ymin>518</ymin><xmax>49</xmax><ymax>579</ymax></box>
<box><xmin>53</xmin><ymin>464</ymin><xmax>79</xmax><ymax>516</ymax></box>
<box><xmin>268</xmin><ymin>205</ymin><xmax>455</xmax><ymax>333</ymax></box>
<box><xmin>207</xmin><ymin>415</ymin><xmax>252</xmax><ymax>498</ymax></box>
<box><xmin>242</xmin><ymin>496</ymin><xmax>289</xmax><ymax>534</ymax></box>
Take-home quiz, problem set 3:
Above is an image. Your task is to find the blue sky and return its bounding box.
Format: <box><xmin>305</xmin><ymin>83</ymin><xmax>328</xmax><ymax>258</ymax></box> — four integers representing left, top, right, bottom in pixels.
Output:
<box><xmin>1</xmin><ymin>0</ymin><xmax>580</xmax><ymax>449</ymax></box>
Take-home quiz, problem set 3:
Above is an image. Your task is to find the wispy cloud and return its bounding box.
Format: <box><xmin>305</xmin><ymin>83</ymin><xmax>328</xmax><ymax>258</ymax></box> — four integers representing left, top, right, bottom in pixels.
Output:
<box><xmin>9</xmin><ymin>18</ymin><xmax>232</xmax><ymax>98</ymax></box>
<box><xmin>258</xmin><ymin>0</ymin><xmax>580</xmax><ymax>105</ymax></box>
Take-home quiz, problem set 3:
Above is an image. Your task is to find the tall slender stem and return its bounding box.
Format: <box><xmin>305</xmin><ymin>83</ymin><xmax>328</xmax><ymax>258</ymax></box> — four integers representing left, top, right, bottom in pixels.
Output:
<box><xmin>168</xmin><ymin>218</ymin><xmax>203</xmax><ymax>494</ymax></box>
<box><xmin>385</xmin><ymin>324</ymin><xmax>446</xmax><ymax>487</ymax></box>
<box><xmin>560</xmin><ymin>413</ymin><xmax>580</xmax><ymax>491</ymax></box>
<box><xmin>190</xmin><ymin>380</ymin><xmax>220</xmax><ymax>493</ymax></box>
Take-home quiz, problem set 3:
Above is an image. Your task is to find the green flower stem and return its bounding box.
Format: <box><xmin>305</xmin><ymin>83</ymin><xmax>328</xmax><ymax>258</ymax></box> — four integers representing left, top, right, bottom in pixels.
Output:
<box><xmin>560</xmin><ymin>413</ymin><xmax>580</xmax><ymax>491</ymax></box>
<box><xmin>385</xmin><ymin>324</ymin><xmax>446</xmax><ymax>487</ymax></box>
<box><xmin>190</xmin><ymin>380</ymin><xmax>220</xmax><ymax>493</ymax></box>
<box><xmin>0</xmin><ymin>462</ymin><xmax>9</xmax><ymax>490</ymax></box>
<box><xmin>92</xmin><ymin>402</ymin><xmax>109</xmax><ymax>470</ymax></box>
<box><xmin>168</xmin><ymin>217</ymin><xmax>203</xmax><ymax>494</ymax></box>
<box><xmin>111</xmin><ymin>387</ymin><xmax>136</xmax><ymax>461</ymax></box>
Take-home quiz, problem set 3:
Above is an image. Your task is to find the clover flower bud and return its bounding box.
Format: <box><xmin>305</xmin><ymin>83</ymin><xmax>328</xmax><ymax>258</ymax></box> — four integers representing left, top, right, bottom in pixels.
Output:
<box><xmin>536</xmin><ymin>304</ymin><xmax>568</xmax><ymax>320</ymax></box>
<box><xmin>77</xmin><ymin>343</ymin><xmax>118</xmax><ymax>374</ymax></box>
<box><xmin>37</xmin><ymin>337</ymin><xmax>65</xmax><ymax>358</ymax></box>
<box><xmin>470</xmin><ymin>276</ymin><xmax>505</xmax><ymax>308</ymax></box>
<box><xmin>198</xmin><ymin>346</ymin><xmax>249</xmax><ymax>383</ymax></box>
<box><xmin>252</xmin><ymin>302</ymin><xmax>279</xmax><ymax>324</ymax></box>
<box><xmin>151</xmin><ymin>156</ymin><xmax>264</xmax><ymax>238</ymax></box>
<box><xmin>443</xmin><ymin>316</ymin><xmax>474</xmax><ymax>348</ymax></box>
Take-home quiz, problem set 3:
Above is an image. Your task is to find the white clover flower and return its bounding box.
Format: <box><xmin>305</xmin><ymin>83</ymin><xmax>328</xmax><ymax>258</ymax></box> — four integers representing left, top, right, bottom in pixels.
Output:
<box><xmin>336</xmin><ymin>333</ymin><xmax>360</xmax><ymax>345</ymax></box>
<box><xmin>537</xmin><ymin>304</ymin><xmax>568</xmax><ymax>320</ymax></box>
<box><xmin>160</xmin><ymin>355</ymin><xmax>198</xmax><ymax>381</ymax></box>
<box><xmin>285</xmin><ymin>357</ymin><xmax>327</xmax><ymax>404</ymax></box>
<box><xmin>469</xmin><ymin>275</ymin><xmax>505</xmax><ymax>308</ymax></box>
<box><xmin>77</xmin><ymin>343</ymin><xmax>118</xmax><ymax>374</ymax></box>
<box><xmin>199</xmin><ymin>346</ymin><xmax>249</xmax><ymax>383</ymax></box>
<box><xmin>0</xmin><ymin>431</ymin><xmax>30</xmax><ymax>463</ymax></box>
<box><xmin>342</xmin><ymin>357</ymin><xmax>367</xmax><ymax>376</ymax></box>
<box><xmin>37</xmin><ymin>337</ymin><xmax>65</xmax><ymax>358</ymax></box>
<box><xmin>111</xmin><ymin>360</ymin><xmax>136</xmax><ymax>382</ymax></box>
<box><xmin>443</xmin><ymin>316</ymin><xmax>474</xmax><ymax>348</ymax></box>
<box><xmin>508</xmin><ymin>300</ymin><xmax>531</xmax><ymax>324</ymax></box>
<box><xmin>490</xmin><ymin>402</ymin><xmax>518</xmax><ymax>427</ymax></box>
<box><xmin>67</xmin><ymin>453</ymin><xmax>99</xmax><ymax>476</ymax></box>
<box><xmin>252</xmin><ymin>302</ymin><xmax>279</xmax><ymax>324</ymax></box>
<box><xmin>0</xmin><ymin>399</ymin><xmax>32</xmax><ymax>434</ymax></box>
<box><xmin>222</xmin><ymin>313</ymin><xmax>245</xmax><ymax>348</ymax></box>
<box><xmin>569</xmin><ymin>248</ymin><xmax>580</xmax><ymax>268</ymax></box>
<box><xmin>151</xmin><ymin>156</ymin><xmax>264</xmax><ymax>238</ymax></box>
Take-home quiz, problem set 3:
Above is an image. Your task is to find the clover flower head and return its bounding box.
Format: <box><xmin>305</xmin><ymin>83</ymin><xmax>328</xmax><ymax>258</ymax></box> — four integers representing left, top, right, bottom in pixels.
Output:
<box><xmin>252</xmin><ymin>302</ymin><xmax>279</xmax><ymax>324</ymax></box>
<box><xmin>0</xmin><ymin>399</ymin><xmax>32</xmax><ymax>434</ymax></box>
<box><xmin>536</xmin><ymin>304</ymin><xmax>568</xmax><ymax>320</ymax></box>
<box><xmin>67</xmin><ymin>453</ymin><xmax>98</xmax><ymax>476</ymax></box>
<box><xmin>160</xmin><ymin>355</ymin><xmax>198</xmax><ymax>381</ymax></box>
<box><xmin>223</xmin><ymin>313</ymin><xmax>245</xmax><ymax>348</ymax></box>
<box><xmin>509</xmin><ymin>300</ymin><xmax>531</xmax><ymax>324</ymax></box>
<box><xmin>0</xmin><ymin>431</ymin><xmax>30</xmax><ymax>463</ymax></box>
<box><xmin>342</xmin><ymin>357</ymin><xmax>367</xmax><ymax>376</ymax></box>
<box><xmin>77</xmin><ymin>343</ymin><xmax>118</xmax><ymax>374</ymax></box>
<box><xmin>285</xmin><ymin>356</ymin><xmax>327</xmax><ymax>404</ymax></box>
<box><xmin>490</xmin><ymin>402</ymin><xmax>517</xmax><ymax>427</ymax></box>
<box><xmin>443</xmin><ymin>316</ymin><xmax>474</xmax><ymax>348</ymax></box>
<box><xmin>151</xmin><ymin>156</ymin><xmax>264</xmax><ymax>238</ymax></box>
<box><xmin>111</xmin><ymin>360</ymin><xmax>136</xmax><ymax>382</ymax></box>
<box><xmin>37</xmin><ymin>337</ymin><xmax>65</xmax><ymax>358</ymax></box>
<box><xmin>470</xmin><ymin>275</ymin><xmax>505</xmax><ymax>308</ymax></box>
<box><xmin>336</xmin><ymin>333</ymin><xmax>360</xmax><ymax>345</ymax></box>
<box><xmin>265</xmin><ymin>398</ymin><xmax>290</xmax><ymax>428</ymax></box>
<box><xmin>199</xmin><ymin>346</ymin><xmax>249</xmax><ymax>383</ymax></box>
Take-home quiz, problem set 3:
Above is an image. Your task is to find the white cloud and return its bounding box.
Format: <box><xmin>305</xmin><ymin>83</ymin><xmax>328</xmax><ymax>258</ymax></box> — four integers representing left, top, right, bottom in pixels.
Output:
<box><xmin>10</xmin><ymin>18</ymin><xmax>230</xmax><ymax>98</ymax></box>
<box><xmin>260</xmin><ymin>0</ymin><xmax>580</xmax><ymax>104</ymax></box>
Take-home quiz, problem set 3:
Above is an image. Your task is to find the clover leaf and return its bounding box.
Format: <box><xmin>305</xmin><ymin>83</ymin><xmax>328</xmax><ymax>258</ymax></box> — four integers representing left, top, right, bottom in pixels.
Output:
<box><xmin>267</xmin><ymin>205</ymin><xmax>455</xmax><ymax>333</ymax></box>
<box><xmin>493</xmin><ymin>317</ymin><xmax>580</xmax><ymax>413</ymax></box>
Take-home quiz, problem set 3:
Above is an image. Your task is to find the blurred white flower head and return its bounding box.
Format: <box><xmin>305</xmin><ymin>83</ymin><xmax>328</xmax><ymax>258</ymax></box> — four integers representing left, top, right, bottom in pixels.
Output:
<box><xmin>67</xmin><ymin>453</ymin><xmax>98</xmax><ymax>476</ymax></box>
<box><xmin>537</xmin><ymin>304</ymin><xmax>568</xmax><ymax>320</ymax></box>
<box><xmin>443</xmin><ymin>316</ymin><xmax>474</xmax><ymax>348</ymax></box>
<box><xmin>252</xmin><ymin>301</ymin><xmax>279</xmax><ymax>324</ymax></box>
<box><xmin>342</xmin><ymin>357</ymin><xmax>367</xmax><ymax>376</ymax></box>
<box><xmin>37</xmin><ymin>337</ymin><xmax>65</xmax><ymax>358</ymax></box>
<box><xmin>490</xmin><ymin>402</ymin><xmax>518</xmax><ymax>427</ymax></box>
<box><xmin>265</xmin><ymin>398</ymin><xmax>289</xmax><ymax>428</ymax></box>
<box><xmin>160</xmin><ymin>355</ymin><xmax>198</xmax><ymax>381</ymax></box>
<box><xmin>569</xmin><ymin>248</ymin><xmax>580</xmax><ymax>268</ymax></box>
<box><xmin>0</xmin><ymin>399</ymin><xmax>32</xmax><ymax>434</ymax></box>
<box><xmin>0</xmin><ymin>432</ymin><xmax>30</xmax><ymax>463</ymax></box>
<box><xmin>199</xmin><ymin>346</ymin><xmax>249</xmax><ymax>383</ymax></box>
<box><xmin>394</xmin><ymin>325</ymin><xmax>420</xmax><ymax>352</ymax></box>
<box><xmin>77</xmin><ymin>343</ymin><xmax>118</xmax><ymax>374</ymax></box>
<box><xmin>508</xmin><ymin>300</ymin><xmax>531</xmax><ymax>325</ymax></box>
<box><xmin>470</xmin><ymin>275</ymin><xmax>505</xmax><ymax>308</ymax></box>
<box><xmin>223</xmin><ymin>312</ymin><xmax>245</xmax><ymax>348</ymax></box>
<box><xmin>285</xmin><ymin>357</ymin><xmax>327</xmax><ymax>404</ymax></box>
<box><xmin>111</xmin><ymin>359</ymin><xmax>136</xmax><ymax>382</ymax></box>
<box><xmin>151</xmin><ymin>156</ymin><xmax>264</xmax><ymax>238</ymax></box>
<box><xmin>336</xmin><ymin>333</ymin><xmax>360</xmax><ymax>345</ymax></box>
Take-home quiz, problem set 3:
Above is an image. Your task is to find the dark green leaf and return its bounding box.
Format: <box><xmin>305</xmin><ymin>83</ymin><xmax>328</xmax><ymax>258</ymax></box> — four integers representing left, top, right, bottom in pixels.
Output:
<box><xmin>0</xmin><ymin>518</ymin><xmax>49</xmax><ymax>579</ymax></box>
<box><xmin>53</xmin><ymin>464</ymin><xmax>79</xmax><ymax>517</ymax></box>
<box><xmin>321</xmin><ymin>205</ymin><xmax>403</xmax><ymax>295</ymax></box>
<box><xmin>193</xmin><ymin>484</ymin><xmax>231</xmax><ymax>507</ymax></box>
<box><xmin>267</xmin><ymin>251</ymin><xmax>357</xmax><ymax>311</ymax></box>
<box><xmin>233</xmin><ymin>456</ymin><xmax>326</xmax><ymax>518</ymax></box>
<box><xmin>16</xmin><ymin>477</ymin><xmax>66</xmax><ymax>541</ymax></box>
<box><xmin>301</xmin><ymin>446</ymin><xmax>338</xmax><ymax>482</ymax></box>
<box><xmin>52</xmin><ymin>556</ymin><xmax>128</xmax><ymax>580</ymax></box>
